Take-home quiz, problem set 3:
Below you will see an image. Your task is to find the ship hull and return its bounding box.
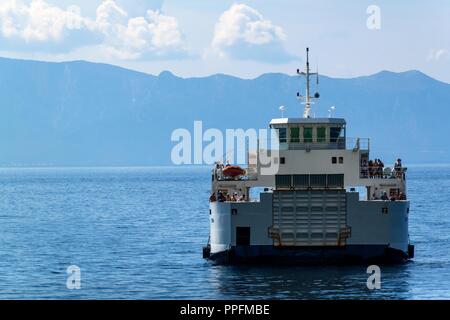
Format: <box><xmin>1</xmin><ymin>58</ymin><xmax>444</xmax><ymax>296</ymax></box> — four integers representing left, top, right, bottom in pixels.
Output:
<box><xmin>206</xmin><ymin>244</ymin><xmax>413</xmax><ymax>265</ymax></box>
<box><xmin>207</xmin><ymin>191</ymin><xmax>412</xmax><ymax>265</ymax></box>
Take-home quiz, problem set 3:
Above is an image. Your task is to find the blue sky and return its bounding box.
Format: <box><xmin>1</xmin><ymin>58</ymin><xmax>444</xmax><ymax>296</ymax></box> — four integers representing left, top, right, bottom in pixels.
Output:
<box><xmin>0</xmin><ymin>0</ymin><xmax>449</xmax><ymax>82</ymax></box>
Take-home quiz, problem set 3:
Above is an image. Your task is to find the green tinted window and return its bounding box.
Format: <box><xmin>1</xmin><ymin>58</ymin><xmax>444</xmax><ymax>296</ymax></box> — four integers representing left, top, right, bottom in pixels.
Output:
<box><xmin>330</xmin><ymin>127</ymin><xmax>341</xmax><ymax>142</ymax></box>
<box><xmin>290</xmin><ymin>128</ymin><xmax>300</xmax><ymax>143</ymax></box>
<box><xmin>303</xmin><ymin>127</ymin><xmax>313</xmax><ymax>143</ymax></box>
<box><xmin>278</xmin><ymin>128</ymin><xmax>287</xmax><ymax>143</ymax></box>
<box><xmin>317</xmin><ymin>127</ymin><xmax>326</xmax><ymax>142</ymax></box>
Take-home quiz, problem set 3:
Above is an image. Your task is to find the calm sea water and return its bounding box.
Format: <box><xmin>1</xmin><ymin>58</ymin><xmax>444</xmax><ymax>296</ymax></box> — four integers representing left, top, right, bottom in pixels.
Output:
<box><xmin>0</xmin><ymin>165</ymin><xmax>448</xmax><ymax>300</ymax></box>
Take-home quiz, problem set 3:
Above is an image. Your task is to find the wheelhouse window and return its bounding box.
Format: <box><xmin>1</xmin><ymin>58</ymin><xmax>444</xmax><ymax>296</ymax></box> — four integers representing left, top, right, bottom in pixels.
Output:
<box><xmin>278</xmin><ymin>128</ymin><xmax>287</xmax><ymax>143</ymax></box>
<box><xmin>303</xmin><ymin>127</ymin><xmax>313</xmax><ymax>143</ymax></box>
<box><xmin>290</xmin><ymin>127</ymin><xmax>300</xmax><ymax>143</ymax></box>
<box><xmin>317</xmin><ymin>127</ymin><xmax>326</xmax><ymax>143</ymax></box>
<box><xmin>330</xmin><ymin>127</ymin><xmax>342</xmax><ymax>143</ymax></box>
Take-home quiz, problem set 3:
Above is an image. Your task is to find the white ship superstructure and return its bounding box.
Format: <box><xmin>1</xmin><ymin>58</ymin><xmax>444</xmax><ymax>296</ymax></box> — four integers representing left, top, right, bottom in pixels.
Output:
<box><xmin>203</xmin><ymin>49</ymin><xmax>414</xmax><ymax>264</ymax></box>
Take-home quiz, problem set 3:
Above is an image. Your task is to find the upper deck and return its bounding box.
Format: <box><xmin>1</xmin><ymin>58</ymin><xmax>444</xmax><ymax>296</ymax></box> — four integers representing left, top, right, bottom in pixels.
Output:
<box><xmin>269</xmin><ymin>117</ymin><xmax>369</xmax><ymax>151</ymax></box>
<box><xmin>210</xmin><ymin>48</ymin><xmax>407</xmax><ymax>207</ymax></box>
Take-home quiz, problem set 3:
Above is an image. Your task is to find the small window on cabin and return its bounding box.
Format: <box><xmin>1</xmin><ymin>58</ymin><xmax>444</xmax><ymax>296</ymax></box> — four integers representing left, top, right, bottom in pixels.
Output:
<box><xmin>339</xmin><ymin>157</ymin><xmax>344</xmax><ymax>164</ymax></box>
<box><xmin>317</xmin><ymin>127</ymin><xmax>326</xmax><ymax>143</ymax></box>
<box><xmin>332</xmin><ymin>157</ymin><xmax>337</xmax><ymax>164</ymax></box>
<box><xmin>330</xmin><ymin>127</ymin><xmax>341</xmax><ymax>143</ymax></box>
<box><xmin>303</xmin><ymin>127</ymin><xmax>313</xmax><ymax>143</ymax></box>
<box><xmin>280</xmin><ymin>157</ymin><xmax>286</xmax><ymax>164</ymax></box>
<box><xmin>278</xmin><ymin>128</ymin><xmax>287</xmax><ymax>143</ymax></box>
<box><xmin>290</xmin><ymin>128</ymin><xmax>300</xmax><ymax>143</ymax></box>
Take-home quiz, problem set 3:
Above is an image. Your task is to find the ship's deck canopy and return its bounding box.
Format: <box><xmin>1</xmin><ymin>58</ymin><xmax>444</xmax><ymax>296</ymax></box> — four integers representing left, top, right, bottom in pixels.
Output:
<box><xmin>270</xmin><ymin>117</ymin><xmax>346</xmax><ymax>126</ymax></box>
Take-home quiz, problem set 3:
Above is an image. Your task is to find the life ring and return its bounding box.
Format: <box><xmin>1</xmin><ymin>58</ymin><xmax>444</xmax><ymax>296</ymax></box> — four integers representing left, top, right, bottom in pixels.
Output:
<box><xmin>222</xmin><ymin>166</ymin><xmax>246</xmax><ymax>177</ymax></box>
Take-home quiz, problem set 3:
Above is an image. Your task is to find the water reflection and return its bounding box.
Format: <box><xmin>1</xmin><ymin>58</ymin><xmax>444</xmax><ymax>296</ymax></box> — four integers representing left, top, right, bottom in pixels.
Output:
<box><xmin>208</xmin><ymin>263</ymin><xmax>413</xmax><ymax>299</ymax></box>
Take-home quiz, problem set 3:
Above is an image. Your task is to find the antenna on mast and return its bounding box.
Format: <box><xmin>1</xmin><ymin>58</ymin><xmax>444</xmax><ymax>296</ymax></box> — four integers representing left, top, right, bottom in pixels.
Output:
<box><xmin>316</xmin><ymin>66</ymin><xmax>319</xmax><ymax>85</ymax></box>
<box><xmin>297</xmin><ymin>47</ymin><xmax>320</xmax><ymax>118</ymax></box>
<box><xmin>279</xmin><ymin>105</ymin><xmax>286</xmax><ymax>118</ymax></box>
<box><xmin>328</xmin><ymin>106</ymin><xmax>336</xmax><ymax>118</ymax></box>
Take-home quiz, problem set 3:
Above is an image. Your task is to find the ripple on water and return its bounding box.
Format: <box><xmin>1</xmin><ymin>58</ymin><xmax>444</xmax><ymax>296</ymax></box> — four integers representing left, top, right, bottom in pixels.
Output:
<box><xmin>0</xmin><ymin>166</ymin><xmax>449</xmax><ymax>299</ymax></box>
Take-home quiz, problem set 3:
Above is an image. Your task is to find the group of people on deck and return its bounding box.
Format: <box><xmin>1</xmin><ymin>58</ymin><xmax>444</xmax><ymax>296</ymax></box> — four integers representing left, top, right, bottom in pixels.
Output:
<box><xmin>371</xmin><ymin>187</ymin><xmax>407</xmax><ymax>201</ymax></box>
<box><xmin>393</xmin><ymin>158</ymin><xmax>403</xmax><ymax>178</ymax></box>
<box><xmin>361</xmin><ymin>158</ymin><xmax>403</xmax><ymax>179</ymax></box>
<box><xmin>361</xmin><ymin>158</ymin><xmax>385</xmax><ymax>178</ymax></box>
<box><xmin>209</xmin><ymin>191</ymin><xmax>246</xmax><ymax>203</ymax></box>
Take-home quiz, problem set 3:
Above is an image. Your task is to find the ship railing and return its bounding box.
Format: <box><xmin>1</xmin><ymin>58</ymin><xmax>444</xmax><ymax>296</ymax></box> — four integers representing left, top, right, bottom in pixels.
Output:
<box><xmin>211</xmin><ymin>196</ymin><xmax>255</xmax><ymax>203</ymax></box>
<box><xmin>218</xmin><ymin>199</ymin><xmax>256</xmax><ymax>203</ymax></box>
<box><xmin>283</xmin><ymin>137</ymin><xmax>369</xmax><ymax>151</ymax></box>
<box><xmin>345</xmin><ymin>137</ymin><xmax>370</xmax><ymax>151</ymax></box>
<box><xmin>360</xmin><ymin>167</ymin><xmax>407</xmax><ymax>180</ymax></box>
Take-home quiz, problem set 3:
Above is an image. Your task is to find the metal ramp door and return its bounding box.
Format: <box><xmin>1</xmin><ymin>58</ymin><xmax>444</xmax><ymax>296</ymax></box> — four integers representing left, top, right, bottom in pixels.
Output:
<box><xmin>271</xmin><ymin>190</ymin><xmax>349</xmax><ymax>246</ymax></box>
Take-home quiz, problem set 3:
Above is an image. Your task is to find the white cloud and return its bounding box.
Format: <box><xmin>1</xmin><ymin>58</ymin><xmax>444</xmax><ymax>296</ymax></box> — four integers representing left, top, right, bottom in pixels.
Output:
<box><xmin>427</xmin><ymin>48</ymin><xmax>449</xmax><ymax>62</ymax></box>
<box><xmin>210</xmin><ymin>3</ymin><xmax>295</xmax><ymax>62</ymax></box>
<box><xmin>0</xmin><ymin>0</ymin><xmax>187</xmax><ymax>59</ymax></box>
<box><xmin>115</xmin><ymin>0</ymin><xmax>163</xmax><ymax>17</ymax></box>
<box><xmin>96</xmin><ymin>0</ymin><xmax>128</xmax><ymax>34</ymax></box>
<box><xmin>97</xmin><ymin>2</ymin><xmax>186</xmax><ymax>60</ymax></box>
<box><xmin>0</xmin><ymin>0</ymin><xmax>94</xmax><ymax>44</ymax></box>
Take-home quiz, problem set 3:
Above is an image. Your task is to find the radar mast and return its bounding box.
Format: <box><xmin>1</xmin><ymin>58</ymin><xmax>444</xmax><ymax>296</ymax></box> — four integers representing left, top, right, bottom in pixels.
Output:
<box><xmin>297</xmin><ymin>48</ymin><xmax>320</xmax><ymax>118</ymax></box>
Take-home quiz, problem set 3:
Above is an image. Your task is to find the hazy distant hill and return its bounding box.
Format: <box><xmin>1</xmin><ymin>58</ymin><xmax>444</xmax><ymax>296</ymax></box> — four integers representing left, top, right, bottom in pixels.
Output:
<box><xmin>0</xmin><ymin>57</ymin><xmax>449</xmax><ymax>166</ymax></box>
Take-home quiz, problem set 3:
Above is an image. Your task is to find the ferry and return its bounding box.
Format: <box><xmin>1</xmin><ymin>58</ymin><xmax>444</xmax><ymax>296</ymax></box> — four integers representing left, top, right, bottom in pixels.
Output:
<box><xmin>203</xmin><ymin>48</ymin><xmax>414</xmax><ymax>264</ymax></box>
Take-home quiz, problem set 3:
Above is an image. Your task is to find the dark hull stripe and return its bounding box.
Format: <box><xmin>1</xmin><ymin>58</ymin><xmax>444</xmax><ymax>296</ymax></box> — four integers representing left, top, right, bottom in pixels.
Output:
<box><xmin>206</xmin><ymin>245</ymin><xmax>410</xmax><ymax>265</ymax></box>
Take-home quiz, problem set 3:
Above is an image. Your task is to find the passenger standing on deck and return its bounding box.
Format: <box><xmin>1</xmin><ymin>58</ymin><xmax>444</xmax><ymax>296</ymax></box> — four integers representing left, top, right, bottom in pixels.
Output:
<box><xmin>372</xmin><ymin>187</ymin><xmax>380</xmax><ymax>200</ymax></box>
<box><xmin>368</xmin><ymin>160</ymin><xmax>374</xmax><ymax>178</ymax></box>
<box><xmin>376</xmin><ymin>159</ymin><xmax>382</xmax><ymax>178</ymax></box>
<box><xmin>374</xmin><ymin>159</ymin><xmax>379</xmax><ymax>178</ymax></box>
<box><xmin>218</xmin><ymin>191</ymin><xmax>226</xmax><ymax>202</ymax></box>
<box><xmin>394</xmin><ymin>158</ymin><xmax>402</xmax><ymax>178</ymax></box>
<box><xmin>379</xmin><ymin>159</ymin><xmax>385</xmax><ymax>178</ymax></box>
<box><xmin>215</xmin><ymin>162</ymin><xmax>223</xmax><ymax>180</ymax></box>
<box><xmin>375</xmin><ymin>160</ymin><xmax>379</xmax><ymax>178</ymax></box>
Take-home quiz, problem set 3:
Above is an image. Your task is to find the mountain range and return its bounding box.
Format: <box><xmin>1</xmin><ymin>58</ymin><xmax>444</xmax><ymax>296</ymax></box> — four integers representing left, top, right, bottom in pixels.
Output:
<box><xmin>0</xmin><ymin>57</ymin><xmax>449</xmax><ymax>166</ymax></box>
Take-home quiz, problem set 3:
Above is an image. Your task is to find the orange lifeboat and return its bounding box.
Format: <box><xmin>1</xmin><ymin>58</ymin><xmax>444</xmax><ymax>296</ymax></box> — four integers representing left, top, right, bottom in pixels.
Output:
<box><xmin>222</xmin><ymin>166</ymin><xmax>246</xmax><ymax>177</ymax></box>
